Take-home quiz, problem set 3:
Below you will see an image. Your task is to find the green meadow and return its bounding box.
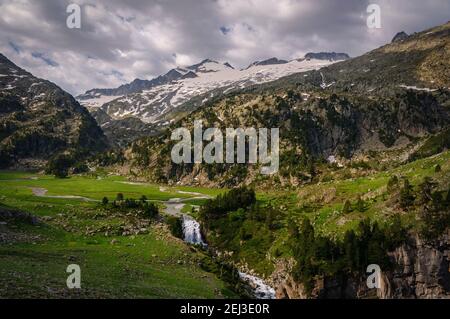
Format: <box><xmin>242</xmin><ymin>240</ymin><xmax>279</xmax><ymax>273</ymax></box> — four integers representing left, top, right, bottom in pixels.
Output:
<box><xmin>0</xmin><ymin>171</ymin><xmax>235</xmax><ymax>299</ymax></box>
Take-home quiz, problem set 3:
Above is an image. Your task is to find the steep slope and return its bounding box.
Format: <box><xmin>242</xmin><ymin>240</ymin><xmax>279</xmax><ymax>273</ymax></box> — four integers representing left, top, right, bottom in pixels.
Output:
<box><xmin>126</xmin><ymin>22</ymin><xmax>450</xmax><ymax>187</ymax></box>
<box><xmin>78</xmin><ymin>54</ymin><xmax>348</xmax><ymax>146</ymax></box>
<box><xmin>0</xmin><ymin>53</ymin><xmax>108</xmax><ymax>168</ymax></box>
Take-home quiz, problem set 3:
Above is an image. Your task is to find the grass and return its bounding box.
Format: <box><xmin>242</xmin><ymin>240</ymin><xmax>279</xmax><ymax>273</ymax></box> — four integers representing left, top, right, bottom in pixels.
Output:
<box><xmin>0</xmin><ymin>171</ymin><xmax>236</xmax><ymax>299</ymax></box>
<box><xmin>1</xmin><ymin>150</ymin><xmax>449</xmax><ymax>296</ymax></box>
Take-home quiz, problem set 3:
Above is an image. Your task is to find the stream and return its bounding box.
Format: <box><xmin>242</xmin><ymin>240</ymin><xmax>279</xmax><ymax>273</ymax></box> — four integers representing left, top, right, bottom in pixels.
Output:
<box><xmin>162</xmin><ymin>194</ymin><xmax>276</xmax><ymax>300</ymax></box>
<box><xmin>30</xmin><ymin>185</ymin><xmax>276</xmax><ymax>299</ymax></box>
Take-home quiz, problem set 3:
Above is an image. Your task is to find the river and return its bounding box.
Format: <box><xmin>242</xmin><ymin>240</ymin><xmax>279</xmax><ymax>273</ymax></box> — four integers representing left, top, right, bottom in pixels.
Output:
<box><xmin>161</xmin><ymin>195</ymin><xmax>275</xmax><ymax>300</ymax></box>
<box><xmin>30</xmin><ymin>185</ymin><xmax>276</xmax><ymax>299</ymax></box>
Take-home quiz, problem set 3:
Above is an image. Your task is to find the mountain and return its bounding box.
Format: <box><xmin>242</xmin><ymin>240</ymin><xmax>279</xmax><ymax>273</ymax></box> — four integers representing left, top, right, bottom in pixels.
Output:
<box><xmin>0</xmin><ymin>53</ymin><xmax>108</xmax><ymax>168</ymax></box>
<box><xmin>126</xmin><ymin>22</ymin><xmax>450</xmax><ymax>187</ymax></box>
<box><xmin>391</xmin><ymin>31</ymin><xmax>409</xmax><ymax>43</ymax></box>
<box><xmin>246</xmin><ymin>57</ymin><xmax>289</xmax><ymax>69</ymax></box>
<box><xmin>77</xmin><ymin>54</ymin><xmax>348</xmax><ymax>145</ymax></box>
<box><xmin>304</xmin><ymin>52</ymin><xmax>350</xmax><ymax>61</ymax></box>
<box><xmin>77</xmin><ymin>67</ymin><xmax>197</xmax><ymax>105</ymax></box>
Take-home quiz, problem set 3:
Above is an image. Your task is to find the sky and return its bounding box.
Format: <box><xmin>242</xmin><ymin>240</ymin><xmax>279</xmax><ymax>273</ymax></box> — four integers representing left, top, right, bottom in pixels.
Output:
<box><xmin>0</xmin><ymin>0</ymin><xmax>449</xmax><ymax>96</ymax></box>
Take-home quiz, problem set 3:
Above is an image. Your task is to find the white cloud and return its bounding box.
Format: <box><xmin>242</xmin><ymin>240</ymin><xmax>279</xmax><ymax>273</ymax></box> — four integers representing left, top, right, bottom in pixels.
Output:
<box><xmin>0</xmin><ymin>0</ymin><xmax>448</xmax><ymax>95</ymax></box>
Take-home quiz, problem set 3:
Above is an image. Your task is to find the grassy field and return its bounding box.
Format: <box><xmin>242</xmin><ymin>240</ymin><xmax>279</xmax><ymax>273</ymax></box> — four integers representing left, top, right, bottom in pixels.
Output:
<box><xmin>1</xmin><ymin>150</ymin><xmax>449</xmax><ymax>296</ymax></box>
<box><xmin>0</xmin><ymin>171</ymin><xmax>235</xmax><ymax>299</ymax></box>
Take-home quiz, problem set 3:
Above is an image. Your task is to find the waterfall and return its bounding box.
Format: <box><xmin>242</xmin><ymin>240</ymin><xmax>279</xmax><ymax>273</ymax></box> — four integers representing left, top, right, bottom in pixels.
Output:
<box><xmin>182</xmin><ymin>215</ymin><xmax>206</xmax><ymax>246</ymax></box>
<box><xmin>179</xmin><ymin>213</ymin><xmax>275</xmax><ymax>299</ymax></box>
<box><xmin>238</xmin><ymin>271</ymin><xmax>276</xmax><ymax>299</ymax></box>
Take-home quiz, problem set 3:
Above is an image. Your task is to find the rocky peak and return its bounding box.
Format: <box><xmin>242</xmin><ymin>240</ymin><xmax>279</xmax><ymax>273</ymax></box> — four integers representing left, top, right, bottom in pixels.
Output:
<box><xmin>304</xmin><ymin>52</ymin><xmax>350</xmax><ymax>61</ymax></box>
<box><xmin>391</xmin><ymin>31</ymin><xmax>409</xmax><ymax>43</ymax></box>
<box><xmin>246</xmin><ymin>57</ymin><xmax>289</xmax><ymax>69</ymax></box>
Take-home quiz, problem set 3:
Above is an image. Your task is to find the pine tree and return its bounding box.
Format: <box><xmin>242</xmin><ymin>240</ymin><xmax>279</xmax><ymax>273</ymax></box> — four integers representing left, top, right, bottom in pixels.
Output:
<box><xmin>116</xmin><ymin>193</ymin><xmax>124</xmax><ymax>202</ymax></box>
<box><xmin>399</xmin><ymin>178</ymin><xmax>415</xmax><ymax>209</ymax></box>
<box><xmin>418</xmin><ymin>177</ymin><xmax>435</xmax><ymax>205</ymax></box>
<box><xmin>343</xmin><ymin>200</ymin><xmax>353</xmax><ymax>214</ymax></box>
<box><xmin>387</xmin><ymin>175</ymin><xmax>399</xmax><ymax>193</ymax></box>
<box><xmin>356</xmin><ymin>197</ymin><xmax>366</xmax><ymax>212</ymax></box>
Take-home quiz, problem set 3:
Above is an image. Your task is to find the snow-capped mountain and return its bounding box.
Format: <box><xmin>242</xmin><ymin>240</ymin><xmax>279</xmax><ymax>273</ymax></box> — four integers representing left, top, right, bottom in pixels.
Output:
<box><xmin>76</xmin><ymin>53</ymin><xmax>348</xmax><ymax>145</ymax></box>
<box><xmin>78</xmin><ymin>53</ymin><xmax>348</xmax><ymax>121</ymax></box>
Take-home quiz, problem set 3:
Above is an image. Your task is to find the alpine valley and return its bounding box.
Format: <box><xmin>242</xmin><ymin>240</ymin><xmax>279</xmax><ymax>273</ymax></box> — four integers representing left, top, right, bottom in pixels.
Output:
<box><xmin>0</xmin><ymin>22</ymin><xmax>449</xmax><ymax>299</ymax></box>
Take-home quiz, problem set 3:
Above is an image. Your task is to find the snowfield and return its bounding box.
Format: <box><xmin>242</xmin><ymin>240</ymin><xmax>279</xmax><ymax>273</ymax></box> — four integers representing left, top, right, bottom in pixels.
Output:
<box><xmin>77</xmin><ymin>57</ymin><xmax>342</xmax><ymax>124</ymax></box>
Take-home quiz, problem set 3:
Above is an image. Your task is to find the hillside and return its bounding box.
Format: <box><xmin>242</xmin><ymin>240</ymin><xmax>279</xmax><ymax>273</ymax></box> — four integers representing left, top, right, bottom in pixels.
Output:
<box><xmin>0</xmin><ymin>54</ymin><xmax>108</xmax><ymax>168</ymax></box>
<box><xmin>126</xmin><ymin>22</ymin><xmax>450</xmax><ymax>187</ymax></box>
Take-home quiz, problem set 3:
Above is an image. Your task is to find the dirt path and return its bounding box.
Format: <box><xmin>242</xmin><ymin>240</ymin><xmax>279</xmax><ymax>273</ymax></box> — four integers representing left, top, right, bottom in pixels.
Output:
<box><xmin>30</xmin><ymin>187</ymin><xmax>99</xmax><ymax>202</ymax></box>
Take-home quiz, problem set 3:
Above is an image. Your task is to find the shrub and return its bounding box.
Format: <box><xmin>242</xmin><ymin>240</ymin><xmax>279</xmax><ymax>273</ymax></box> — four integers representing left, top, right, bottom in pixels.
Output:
<box><xmin>343</xmin><ymin>200</ymin><xmax>353</xmax><ymax>214</ymax></box>
<box><xmin>46</xmin><ymin>154</ymin><xmax>73</xmax><ymax>178</ymax></box>
<box><xmin>399</xmin><ymin>178</ymin><xmax>415</xmax><ymax>209</ymax></box>
<box><xmin>167</xmin><ymin>216</ymin><xmax>183</xmax><ymax>239</ymax></box>
<box><xmin>143</xmin><ymin>203</ymin><xmax>159</xmax><ymax>218</ymax></box>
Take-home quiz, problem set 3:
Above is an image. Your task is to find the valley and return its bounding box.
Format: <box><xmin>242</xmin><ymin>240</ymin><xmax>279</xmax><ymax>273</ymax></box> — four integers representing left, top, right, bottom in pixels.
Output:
<box><xmin>1</xmin><ymin>146</ymin><xmax>449</xmax><ymax>298</ymax></box>
<box><xmin>1</xmin><ymin>20</ymin><xmax>450</xmax><ymax>299</ymax></box>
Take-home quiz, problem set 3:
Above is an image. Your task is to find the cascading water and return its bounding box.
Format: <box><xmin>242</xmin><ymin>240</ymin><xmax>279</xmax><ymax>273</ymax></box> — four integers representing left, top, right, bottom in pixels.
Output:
<box><xmin>163</xmin><ymin>197</ymin><xmax>275</xmax><ymax>300</ymax></box>
<box><xmin>238</xmin><ymin>271</ymin><xmax>276</xmax><ymax>299</ymax></box>
<box><xmin>182</xmin><ymin>215</ymin><xmax>206</xmax><ymax>246</ymax></box>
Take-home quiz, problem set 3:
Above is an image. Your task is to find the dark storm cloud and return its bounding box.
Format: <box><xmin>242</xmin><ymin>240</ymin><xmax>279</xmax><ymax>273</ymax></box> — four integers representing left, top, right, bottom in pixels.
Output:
<box><xmin>0</xmin><ymin>0</ymin><xmax>448</xmax><ymax>95</ymax></box>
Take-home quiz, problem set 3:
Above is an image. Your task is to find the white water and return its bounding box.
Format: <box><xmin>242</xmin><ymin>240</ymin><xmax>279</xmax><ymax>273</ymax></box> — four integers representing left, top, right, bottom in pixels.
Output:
<box><xmin>238</xmin><ymin>271</ymin><xmax>276</xmax><ymax>299</ymax></box>
<box><xmin>160</xmin><ymin>192</ymin><xmax>276</xmax><ymax>299</ymax></box>
<box><xmin>182</xmin><ymin>215</ymin><xmax>206</xmax><ymax>246</ymax></box>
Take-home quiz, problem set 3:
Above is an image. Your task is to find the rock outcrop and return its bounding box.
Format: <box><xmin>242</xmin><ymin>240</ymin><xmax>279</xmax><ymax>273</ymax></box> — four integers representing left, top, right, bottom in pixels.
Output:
<box><xmin>272</xmin><ymin>230</ymin><xmax>450</xmax><ymax>299</ymax></box>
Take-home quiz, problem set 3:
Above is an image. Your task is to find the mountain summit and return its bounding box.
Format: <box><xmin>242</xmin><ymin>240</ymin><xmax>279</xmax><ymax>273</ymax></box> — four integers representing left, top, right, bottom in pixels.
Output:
<box><xmin>391</xmin><ymin>31</ymin><xmax>409</xmax><ymax>42</ymax></box>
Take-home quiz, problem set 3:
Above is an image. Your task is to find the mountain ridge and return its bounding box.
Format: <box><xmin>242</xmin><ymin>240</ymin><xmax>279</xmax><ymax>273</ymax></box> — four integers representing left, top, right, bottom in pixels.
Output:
<box><xmin>77</xmin><ymin>52</ymin><xmax>348</xmax><ymax>146</ymax></box>
<box><xmin>0</xmin><ymin>53</ymin><xmax>108</xmax><ymax>168</ymax></box>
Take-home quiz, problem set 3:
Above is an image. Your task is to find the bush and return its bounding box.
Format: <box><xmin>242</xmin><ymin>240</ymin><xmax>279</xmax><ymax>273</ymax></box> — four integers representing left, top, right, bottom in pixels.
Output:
<box><xmin>167</xmin><ymin>216</ymin><xmax>183</xmax><ymax>239</ymax></box>
<box><xmin>143</xmin><ymin>203</ymin><xmax>159</xmax><ymax>218</ymax></box>
<box><xmin>343</xmin><ymin>200</ymin><xmax>353</xmax><ymax>214</ymax></box>
<box><xmin>387</xmin><ymin>175</ymin><xmax>399</xmax><ymax>193</ymax></box>
<box><xmin>46</xmin><ymin>154</ymin><xmax>73</xmax><ymax>178</ymax></box>
<box><xmin>72</xmin><ymin>162</ymin><xmax>89</xmax><ymax>174</ymax></box>
<box><xmin>399</xmin><ymin>178</ymin><xmax>415</xmax><ymax>209</ymax></box>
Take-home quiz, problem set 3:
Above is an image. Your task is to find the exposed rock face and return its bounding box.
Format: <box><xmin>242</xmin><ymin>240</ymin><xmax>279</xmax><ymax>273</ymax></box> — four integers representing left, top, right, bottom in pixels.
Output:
<box><xmin>272</xmin><ymin>231</ymin><xmax>450</xmax><ymax>299</ymax></box>
<box><xmin>0</xmin><ymin>53</ymin><xmax>108</xmax><ymax>168</ymax></box>
<box><xmin>246</xmin><ymin>57</ymin><xmax>289</xmax><ymax>68</ymax></box>
<box><xmin>392</xmin><ymin>31</ymin><xmax>409</xmax><ymax>43</ymax></box>
<box><xmin>380</xmin><ymin>232</ymin><xmax>450</xmax><ymax>298</ymax></box>
<box><xmin>304</xmin><ymin>52</ymin><xmax>350</xmax><ymax>61</ymax></box>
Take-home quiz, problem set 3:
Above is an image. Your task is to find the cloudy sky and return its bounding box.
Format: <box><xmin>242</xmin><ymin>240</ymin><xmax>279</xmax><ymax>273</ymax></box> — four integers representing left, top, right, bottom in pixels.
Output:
<box><xmin>0</xmin><ymin>0</ymin><xmax>449</xmax><ymax>95</ymax></box>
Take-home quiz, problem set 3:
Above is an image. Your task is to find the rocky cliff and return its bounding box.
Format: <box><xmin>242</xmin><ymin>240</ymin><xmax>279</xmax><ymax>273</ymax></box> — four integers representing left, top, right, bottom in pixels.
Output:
<box><xmin>272</xmin><ymin>230</ymin><xmax>450</xmax><ymax>299</ymax></box>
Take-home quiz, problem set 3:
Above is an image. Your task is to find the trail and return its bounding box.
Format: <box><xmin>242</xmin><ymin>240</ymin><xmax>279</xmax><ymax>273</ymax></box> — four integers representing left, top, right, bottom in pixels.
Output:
<box><xmin>30</xmin><ymin>188</ymin><xmax>99</xmax><ymax>202</ymax></box>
